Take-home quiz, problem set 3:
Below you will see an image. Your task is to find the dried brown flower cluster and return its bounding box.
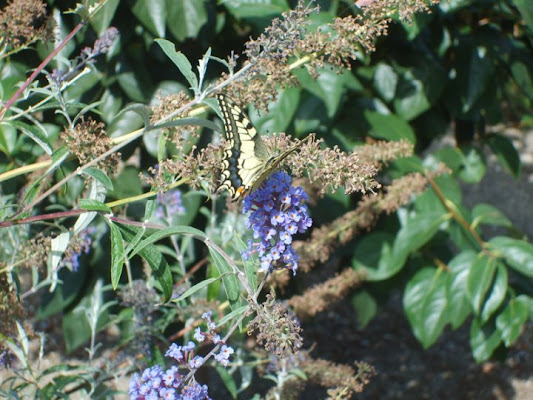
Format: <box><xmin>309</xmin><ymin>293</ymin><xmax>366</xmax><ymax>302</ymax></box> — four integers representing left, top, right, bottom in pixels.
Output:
<box><xmin>294</xmin><ymin>172</ymin><xmax>431</xmax><ymax>272</ymax></box>
<box><xmin>0</xmin><ymin>0</ymin><xmax>54</xmax><ymax>48</ymax></box>
<box><xmin>61</xmin><ymin>118</ymin><xmax>121</xmax><ymax>175</ymax></box>
<box><xmin>287</xmin><ymin>268</ymin><xmax>366</xmax><ymax>320</ymax></box>
<box><xmin>247</xmin><ymin>291</ymin><xmax>303</xmax><ymax>358</ymax></box>
<box><xmin>0</xmin><ymin>272</ymin><xmax>25</xmax><ymax>339</ymax></box>
<box><xmin>303</xmin><ymin>359</ymin><xmax>376</xmax><ymax>399</ymax></box>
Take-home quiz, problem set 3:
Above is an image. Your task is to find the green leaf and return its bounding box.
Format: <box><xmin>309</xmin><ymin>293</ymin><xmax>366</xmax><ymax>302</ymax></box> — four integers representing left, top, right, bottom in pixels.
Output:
<box><xmin>404</xmin><ymin>266</ymin><xmax>448</xmax><ymax>348</ymax></box>
<box><xmin>132</xmin><ymin>0</ymin><xmax>166</xmax><ymax>37</ymax></box>
<box><xmin>79</xmin><ymin>199</ymin><xmax>111</xmax><ymax>213</ymax></box>
<box><xmin>118</xmin><ymin>224</ymin><xmax>173</xmax><ymax>302</ymax></box>
<box><xmin>472</xmin><ymin>204</ymin><xmax>512</xmax><ymax>229</ymax></box>
<box><xmin>217</xmin><ymin>305</ymin><xmax>248</xmax><ymax>327</ymax></box>
<box><xmin>216</xmin><ymin>365</ymin><xmax>238</xmax><ymax>398</ymax></box>
<box><xmin>352</xmin><ymin>232</ymin><xmax>395</xmax><ymax>281</ymax></box>
<box><xmin>108</xmin><ymin>222</ymin><xmax>125</xmax><ymax>290</ymax></box>
<box><xmin>364</xmin><ymin>111</ymin><xmax>416</xmax><ymax>144</ymax></box>
<box><xmin>155</xmin><ymin>39</ymin><xmax>198</xmax><ymax>91</ymax></box>
<box><xmin>458</xmin><ymin>146</ymin><xmax>486</xmax><ymax>183</ymax></box>
<box><xmin>514</xmin><ymin>0</ymin><xmax>533</xmax><ymax>31</ymax></box>
<box><xmin>496</xmin><ymin>295</ymin><xmax>530</xmax><ymax>347</ymax></box>
<box><xmin>489</xmin><ymin>236</ymin><xmax>533</xmax><ymax>277</ymax></box>
<box><xmin>9</xmin><ymin>120</ymin><xmax>53</xmax><ymax>155</ymax></box>
<box><xmin>174</xmin><ymin>278</ymin><xmax>219</xmax><ymax>302</ymax></box>
<box><xmin>447</xmin><ymin>250</ymin><xmax>476</xmax><ymax>329</ymax></box>
<box><xmin>480</xmin><ymin>263</ymin><xmax>507</xmax><ymax>322</ymax></box>
<box><xmin>466</xmin><ymin>254</ymin><xmax>496</xmax><ymax>315</ymax></box>
<box><xmin>233</xmin><ymin>235</ymin><xmax>258</xmax><ymax>292</ymax></box>
<box><xmin>470</xmin><ymin>317</ymin><xmax>502</xmax><ymax>362</ymax></box>
<box><xmin>167</xmin><ymin>0</ymin><xmax>209</xmax><ymax>41</ymax></box>
<box><xmin>90</xmin><ymin>0</ymin><xmax>120</xmax><ymax>35</ymax></box>
<box><xmin>81</xmin><ymin>167</ymin><xmax>114</xmax><ymax>191</ymax></box>
<box><xmin>351</xmin><ymin>290</ymin><xmax>377</xmax><ymax>328</ymax></box>
<box><xmin>209</xmin><ymin>248</ymin><xmax>240</xmax><ymax>304</ymax></box>
<box><xmin>485</xmin><ymin>133</ymin><xmax>521</xmax><ymax>178</ymax></box>
<box><xmin>374</xmin><ymin>63</ymin><xmax>398</xmax><ymax>102</ymax></box>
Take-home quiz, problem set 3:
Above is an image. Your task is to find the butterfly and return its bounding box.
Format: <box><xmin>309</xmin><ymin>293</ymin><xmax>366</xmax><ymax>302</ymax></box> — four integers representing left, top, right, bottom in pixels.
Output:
<box><xmin>216</xmin><ymin>94</ymin><xmax>305</xmax><ymax>201</ymax></box>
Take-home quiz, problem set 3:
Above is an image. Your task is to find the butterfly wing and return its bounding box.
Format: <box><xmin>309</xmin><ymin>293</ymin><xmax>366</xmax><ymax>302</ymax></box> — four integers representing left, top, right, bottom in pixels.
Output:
<box><xmin>217</xmin><ymin>94</ymin><xmax>268</xmax><ymax>200</ymax></box>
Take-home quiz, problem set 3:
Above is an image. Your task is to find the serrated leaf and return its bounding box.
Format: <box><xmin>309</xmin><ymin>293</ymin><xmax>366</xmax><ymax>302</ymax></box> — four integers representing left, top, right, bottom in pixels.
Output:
<box><xmin>155</xmin><ymin>39</ymin><xmax>198</xmax><ymax>90</ymax></box>
<box><xmin>404</xmin><ymin>266</ymin><xmax>448</xmax><ymax>348</ymax></box>
<box><xmin>496</xmin><ymin>295</ymin><xmax>530</xmax><ymax>347</ymax></box>
<box><xmin>81</xmin><ymin>167</ymin><xmax>114</xmax><ymax>190</ymax></box>
<box><xmin>108</xmin><ymin>222</ymin><xmax>125</xmax><ymax>290</ymax></box>
<box><xmin>489</xmin><ymin>236</ymin><xmax>533</xmax><ymax>277</ymax></box>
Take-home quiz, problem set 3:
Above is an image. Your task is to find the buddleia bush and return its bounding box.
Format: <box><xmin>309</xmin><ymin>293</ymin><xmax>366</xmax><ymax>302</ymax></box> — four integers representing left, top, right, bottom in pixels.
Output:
<box><xmin>1</xmin><ymin>0</ymin><xmax>533</xmax><ymax>398</ymax></box>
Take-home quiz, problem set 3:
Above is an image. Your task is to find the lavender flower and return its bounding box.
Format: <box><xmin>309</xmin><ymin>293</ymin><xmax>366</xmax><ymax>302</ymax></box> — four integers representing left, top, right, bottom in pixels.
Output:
<box><xmin>61</xmin><ymin>227</ymin><xmax>94</xmax><ymax>271</ymax></box>
<box><xmin>155</xmin><ymin>189</ymin><xmax>186</xmax><ymax>219</ymax></box>
<box><xmin>214</xmin><ymin>345</ymin><xmax>234</xmax><ymax>367</ymax></box>
<box><xmin>242</xmin><ymin>171</ymin><xmax>312</xmax><ymax>274</ymax></box>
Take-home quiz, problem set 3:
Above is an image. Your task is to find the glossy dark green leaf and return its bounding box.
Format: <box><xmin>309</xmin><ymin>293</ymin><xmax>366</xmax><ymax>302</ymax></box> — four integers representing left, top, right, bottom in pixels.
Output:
<box><xmin>10</xmin><ymin>120</ymin><xmax>52</xmax><ymax>155</ymax></box>
<box><xmin>514</xmin><ymin>0</ymin><xmax>533</xmax><ymax>31</ymax></box>
<box><xmin>489</xmin><ymin>236</ymin><xmax>533</xmax><ymax>277</ymax></box>
<box><xmin>132</xmin><ymin>0</ymin><xmax>166</xmax><ymax>37</ymax></box>
<box><xmin>466</xmin><ymin>254</ymin><xmax>496</xmax><ymax>315</ymax></box>
<box><xmin>364</xmin><ymin>111</ymin><xmax>416</xmax><ymax>144</ymax></box>
<box><xmin>458</xmin><ymin>146</ymin><xmax>486</xmax><ymax>183</ymax></box>
<box><xmin>156</xmin><ymin>39</ymin><xmax>198</xmax><ymax>90</ymax></box>
<box><xmin>472</xmin><ymin>204</ymin><xmax>512</xmax><ymax>229</ymax></box>
<box><xmin>167</xmin><ymin>0</ymin><xmax>209</xmax><ymax>41</ymax></box>
<box><xmin>90</xmin><ymin>0</ymin><xmax>120</xmax><ymax>35</ymax></box>
<box><xmin>255</xmin><ymin>87</ymin><xmax>300</xmax><ymax>133</ymax></box>
<box><xmin>447</xmin><ymin>250</ymin><xmax>476</xmax><ymax>329</ymax></box>
<box><xmin>470</xmin><ymin>317</ymin><xmax>502</xmax><ymax>362</ymax></box>
<box><xmin>496</xmin><ymin>295</ymin><xmax>530</xmax><ymax>346</ymax></box>
<box><xmin>352</xmin><ymin>232</ymin><xmax>395</xmax><ymax>281</ymax></box>
<box><xmin>486</xmin><ymin>133</ymin><xmax>521</xmax><ymax>178</ymax></box>
<box><xmin>404</xmin><ymin>266</ymin><xmax>448</xmax><ymax>348</ymax></box>
<box><xmin>351</xmin><ymin>290</ymin><xmax>378</xmax><ymax>328</ymax></box>
<box><xmin>109</xmin><ymin>221</ymin><xmax>125</xmax><ymax>290</ymax></box>
<box><xmin>233</xmin><ymin>235</ymin><xmax>258</xmax><ymax>293</ymax></box>
<box><xmin>433</xmin><ymin>147</ymin><xmax>464</xmax><ymax>172</ymax></box>
<box><xmin>374</xmin><ymin>63</ymin><xmax>398</xmax><ymax>101</ymax></box>
<box><xmin>510</xmin><ymin>59</ymin><xmax>533</xmax><ymax>101</ymax></box>
<box><xmin>480</xmin><ymin>263</ymin><xmax>507</xmax><ymax>322</ymax></box>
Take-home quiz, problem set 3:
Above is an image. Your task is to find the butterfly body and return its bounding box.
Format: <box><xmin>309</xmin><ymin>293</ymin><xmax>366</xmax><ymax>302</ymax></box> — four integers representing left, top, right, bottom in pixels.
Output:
<box><xmin>216</xmin><ymin>94</ymin><xmax>301</xmax><ymax>201</ymax></box>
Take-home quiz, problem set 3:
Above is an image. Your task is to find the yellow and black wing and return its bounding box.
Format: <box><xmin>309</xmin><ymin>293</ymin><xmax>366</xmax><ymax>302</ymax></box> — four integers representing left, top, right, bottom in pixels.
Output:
<box><xmin>216</xmin><ymin>94</ymin><xmax>303</xmax><ymax>201</ymax></box>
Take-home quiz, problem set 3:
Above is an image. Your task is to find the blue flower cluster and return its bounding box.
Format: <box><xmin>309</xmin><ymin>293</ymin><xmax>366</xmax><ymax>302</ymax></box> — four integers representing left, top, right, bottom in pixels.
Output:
<box><xmin>61</xmin><ymin>227</ymin><xmax>95</xmax><ymax>272</ymax></box>
<box><xmin>242</xmin><ymin>171</ymin><xmax>312</xmax><ymax>274</ymax></box>
<box><xmin>155</xmin><ymin>189</ymin><xmax>186</xmax><ymax>219</ymax></box>
<box><xmin>129</xmin><ymin>311</ymin><xmax>234</xmax><ymax>399</ymax></box>
<box><xmin>128</xmin><ymin>363</ymin><xmax>209</xmax><ymax>400</ymax></box>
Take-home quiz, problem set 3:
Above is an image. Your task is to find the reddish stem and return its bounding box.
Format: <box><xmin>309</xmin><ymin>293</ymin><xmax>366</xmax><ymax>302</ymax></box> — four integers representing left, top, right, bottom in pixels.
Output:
<box><xmin>0</xmin><ymin>17</ymin><xmax>87</xmax><ymax>119</ymax></box>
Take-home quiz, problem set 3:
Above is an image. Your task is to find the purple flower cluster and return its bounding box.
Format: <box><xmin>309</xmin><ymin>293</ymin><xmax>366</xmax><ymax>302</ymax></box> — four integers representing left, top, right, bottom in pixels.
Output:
<box><xmin>155</xmin><ymin>189</ymin><xmax>186</xmax><ymax>219</ymax></box>
<box><xmin>242</xmin><ymin>171</ymin><xmax>312</xmax><ymax>274</ymax></box>
<box><xmin>128</xmin><ymin>363</ymin><xmax>209</xmax><ymax>400</ymax></box>
<box><xmin>61</xmin><ymin>227</ymin><xmax>95</xmax><ymax>272</ymax></box>
<box><xmin>129</xmin><ymin>311</ymin><xmax>235</xmax><ymax>399</ymax></box>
